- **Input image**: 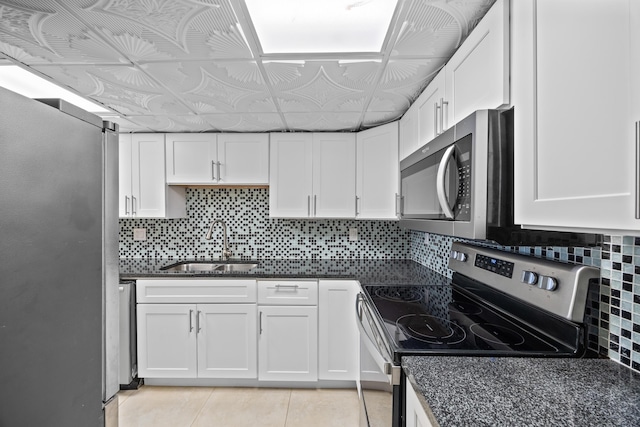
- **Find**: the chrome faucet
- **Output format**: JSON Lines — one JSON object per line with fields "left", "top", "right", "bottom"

{"left": 205, "top": 219, "right": 232, "bottom": 261}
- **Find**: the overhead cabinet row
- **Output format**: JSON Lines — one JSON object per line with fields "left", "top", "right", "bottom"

{"left": 119, "top": 124, "right": 399, "bottom": 220}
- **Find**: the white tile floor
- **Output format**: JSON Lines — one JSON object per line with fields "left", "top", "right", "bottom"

{"left": 118, "top": 386, "right": 360, "bottom": 427}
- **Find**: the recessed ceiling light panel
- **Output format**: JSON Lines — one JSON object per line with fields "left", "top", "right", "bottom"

{"left": 244, "top": 0, "right": 399, "bottom": 54}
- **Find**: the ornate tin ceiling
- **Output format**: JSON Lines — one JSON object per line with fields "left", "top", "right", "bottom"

{"left": 0, "top": 0, "right": 495, "bottom": 133}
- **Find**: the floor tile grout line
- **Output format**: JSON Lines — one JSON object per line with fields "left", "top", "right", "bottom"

{"left": 283, "top": 388, "right": 292, "bottom": 427}
{"left": 188, "top": 387, "right": 216, "bottom": 427}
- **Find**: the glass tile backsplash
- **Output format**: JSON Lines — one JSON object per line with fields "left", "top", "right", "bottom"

{"left": 119, "top": 188, "right": 409, "bottom": 260}
{"left": 119, "top": 188, "right": 639, "bottom": 374}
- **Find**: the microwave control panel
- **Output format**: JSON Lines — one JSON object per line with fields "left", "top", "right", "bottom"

{"left": 455, "top": 157, "right": 471, "bottom": 220}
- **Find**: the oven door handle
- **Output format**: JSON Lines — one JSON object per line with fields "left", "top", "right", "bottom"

{"left": 436, "top": 144, "right": 456, "bottom": 219}
{"left": 355, "top": 293, "right": 400, "bottom": 385}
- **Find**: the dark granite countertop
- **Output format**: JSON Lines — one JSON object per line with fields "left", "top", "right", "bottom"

{"left": 119, "top": 258, "right": 451, "bottom": 286}
{"left": 403, "top": 356, "right": 640, "bottom": 427}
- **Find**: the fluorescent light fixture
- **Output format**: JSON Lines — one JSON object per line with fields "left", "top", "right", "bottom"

{"left": 0, "top": 65, "right": 110, "bottom": 113}
{"left": 244, "top": 0, "right": 398, "bottom": 54}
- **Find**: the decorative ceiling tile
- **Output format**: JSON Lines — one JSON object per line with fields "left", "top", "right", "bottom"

{"left": 0, "top": 0, "right": 495, "bottom": 132}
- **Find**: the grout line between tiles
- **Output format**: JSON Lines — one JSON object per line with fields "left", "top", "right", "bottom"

{"left": 188, "top": 387, "right": 216, "bottom": 427}
{"left": 283, "top": 388, "right": 292, "bottom": 427}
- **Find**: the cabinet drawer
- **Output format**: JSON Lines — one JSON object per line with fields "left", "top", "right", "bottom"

{"left": 257, "top": 280, "right": 318, "bottom": 305}
{"left": 136, "top": 279, "right": 257, "bottom": 303}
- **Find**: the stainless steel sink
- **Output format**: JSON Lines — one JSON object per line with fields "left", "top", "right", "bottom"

{"left": 161, "top": 261, "right": 258, "bottom": 273}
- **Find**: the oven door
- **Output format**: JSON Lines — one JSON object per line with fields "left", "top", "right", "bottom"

{"left": 356, "top": 293, "right": 401, "bottom": 427}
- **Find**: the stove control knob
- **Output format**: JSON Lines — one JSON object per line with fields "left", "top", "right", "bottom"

{"left": 456, "top": 252, "right": 468, "bottom": 262}
{"left": 537, "top": 275, "right": 558, "bottom": 291}
{"left": 450, "top": 250, "right": 459, "bottom": 260}
{"left": 521, "top": 270, "right": 538, "bottom": 285}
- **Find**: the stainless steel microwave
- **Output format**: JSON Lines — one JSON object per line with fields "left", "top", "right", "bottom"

{"left": 399, "top": 108, "right": 601, "bottom": 246}
{"left": 399, "top": 109, "right": 508, "bottom": 240}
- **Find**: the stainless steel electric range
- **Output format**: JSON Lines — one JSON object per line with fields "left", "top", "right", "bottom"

{"left": 356, "top": 242, "right": 600, "bottom": 427}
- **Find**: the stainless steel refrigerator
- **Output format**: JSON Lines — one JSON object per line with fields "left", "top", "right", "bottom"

{"left": 0, "top": 86, "right": 119, "bottom": 427}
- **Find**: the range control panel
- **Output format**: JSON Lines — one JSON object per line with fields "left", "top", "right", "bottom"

{"left": 447, "top": 242, "right": 600, "bottom": 322}
{"left": 474, "top": 254, "right": 514, "bottom": 278}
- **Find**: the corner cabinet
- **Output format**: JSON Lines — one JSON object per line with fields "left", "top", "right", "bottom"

{"left": 257, "top": 280, "right": 318, "bottom": 382}
{"left": 512, "top": 0, "right": 640, "bottom": 234}
{"left": 136, "top": 279, "right": 258, "bottom": 379}
{"left": 165, "top": 133, "right": 269, "bottom": 185}
{"left": 269, "top": 133, "right": 356, "bottom": 218}
{"left": 119, "top": 133, "right": 185, "bottom": 218}
{"left": 318, "top": 280, "right": 359, "bottom": 381}
{"left": 356, "top": 122, "right": 399, "bottom": 219}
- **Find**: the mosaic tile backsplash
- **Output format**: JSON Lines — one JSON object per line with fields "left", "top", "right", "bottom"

{"left": 119, "top": 188, "right": 639, "bottom": 374}
{"left": 409, "top": 230, "right": 640, "bottom": 374}
{"left": 119, "top": 188, "right": 409, "bottom": 260}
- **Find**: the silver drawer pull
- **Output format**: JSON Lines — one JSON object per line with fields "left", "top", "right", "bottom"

{"left": 275, "top": 284, "right": 299, "bottom": 290}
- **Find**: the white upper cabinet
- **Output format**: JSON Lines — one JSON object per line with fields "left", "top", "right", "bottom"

{"left": 399, "top": 103, "right": 419, "bottom": 161}
{"left": 356, "top": 122, "right": 399, "bottom": 219}
{"left": 270, "top": 133, "right": 356, "bottom": 218}
{"left": 313, "top": 133, "right": 357, "bottom": 218}
{"left": 120, "top": 133, "right": 185, "bottom": 219}
{"left": 399, "top": 0, "right": 509, "bottom": 161}
{"left": 269, "top": 133, "right": 314, "bottom": 217}
{"left": 444, "top": 0, "right": 510, "bottom": 125}
{"left": 165, "top": 133, "right": 268, "bottom": 185}
{"left": 416, "top": 70, "right": 447, "bottom": 148}
{"left": 512, "top": 0, "right": 640, "bottom": 234}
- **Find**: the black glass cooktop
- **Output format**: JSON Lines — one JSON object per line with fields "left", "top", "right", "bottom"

{"left": 363, "top": 282, "right": 581, "bottom": 356}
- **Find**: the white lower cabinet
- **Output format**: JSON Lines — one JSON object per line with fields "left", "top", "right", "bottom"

{"left": 258, "top": 305, "right": 318, "bottom": 382}
{"left": 136, "top": 279, "right": 257, "bottom": 380}
{"left": 318, "top": 280, "right": 359, "bottom": 381}
{"left": 405, "top": 382, "right": 435, "bottom": 427}
{"left": 257, "top": 280, "right": 318, "bottom": 382}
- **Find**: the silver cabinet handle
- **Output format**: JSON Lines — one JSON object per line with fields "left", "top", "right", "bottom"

{"left": 118, "top": 286, "right": 124, "bottom": 292}
{"left": 217, "top": 161, "right": 222, "bottom": 182}
{"left": 307, "top": 195, "right": 311, "bottom": 217}
{"left": 439, "top": 98, "right": 445, "bottom": 134}
{"left": 394, "top": 193, "right": 399, "bottom": 216}
{"left": 313, "top": 195, "right": 317, "bottom": 216}
{"left": 442, "top": 100, "right": 449, "bottom": 131}
{"left": 196, "top": 310, "right": 201, "bottom": 333}
{"left": 355, "top": 196, "right": 360, "bottom": 216}
{"left": 124, "top": 196, "right": 130, "bottom": 215}
{"left": 436, "top": 145, "right": 456, "bottom": 219}
{"left": 434, "top": 102, "right": 440, "bottom": 136}
{"left": 211, "top": 160, "right": 216, "bottom": 181}
{"left": 131, "top": 196, "right": 137, "bottom": 215}
{"left": 400, "top": 196, "right": 405, "bottom": 216}
{"left": 636, "top": 121, "right": 640, "bottom": 219}
{"left": 259, "top": 311, "right": 263, "bottom": 335}
{"left": 189, "top": 309, "right": 194, "bottom": 332}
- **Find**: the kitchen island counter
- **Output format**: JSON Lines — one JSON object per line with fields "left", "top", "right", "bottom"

{"left": 402, "top": 356, "right": 640, "bottom": 427}
{"left": 119, "top": 258, "right": 450, "bottom": 286}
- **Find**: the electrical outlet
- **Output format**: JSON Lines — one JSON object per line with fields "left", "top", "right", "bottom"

{"left": 349, "top": 227, "right": 358, "bottom": 241}
{"left": 133, "top": 228, "right": 147, "bottom": 241}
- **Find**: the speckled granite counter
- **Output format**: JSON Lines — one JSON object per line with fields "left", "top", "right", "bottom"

{"left": 403, "top": 356, "right": 640, "bottom": 427}
{"left": 119, "top": 258, "right": 450, "bottom": 286}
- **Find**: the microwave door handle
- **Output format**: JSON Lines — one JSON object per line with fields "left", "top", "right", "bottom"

{"left": 436, "top": 145, "right": 456, "bottom": 219}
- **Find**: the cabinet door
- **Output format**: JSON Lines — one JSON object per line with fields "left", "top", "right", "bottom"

{"left": 137, "top": 304, "right": 197, "bottom": 378}
{"left": 131, "top": 133, "right": 171, "bottom": 217}
{"left": 217, "top": 133, "right": 269, "bottom": 185}
{"left": 356, "top": 122, "right": 399, "bottom": 219}
{"left": 258, "top": 305, "right": 318, "bottom": 382}
{"left": 399, "top": 104, "right": 419, "bottom": 161}
{"left": 165, "top": 133, "right": 217, "bottom": 184}
{"left": 405, "top": 382, "right": 434, "bottom": 427}
{"left": 318, "top": 281, "right": 358, "bottom": 381}
{"left": 312, "top": 133, "right": 356, "bottom": 218}
{"left": 269, "top": 133, "right": 313, "bottom": 217}
{"left": 118, "top": 134, "right": 132, "bottom": 217}
{"left": 513, "top": 0, "right": 638, "bottom": 233}
{"left": 197, "top": 304, "right": 257, "bottom": 379}
{"left": 445, "top": 0, "right": 509, "bottom": 124}
{"left": 417, "top": 71, "right": 446, "bottom": 144}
